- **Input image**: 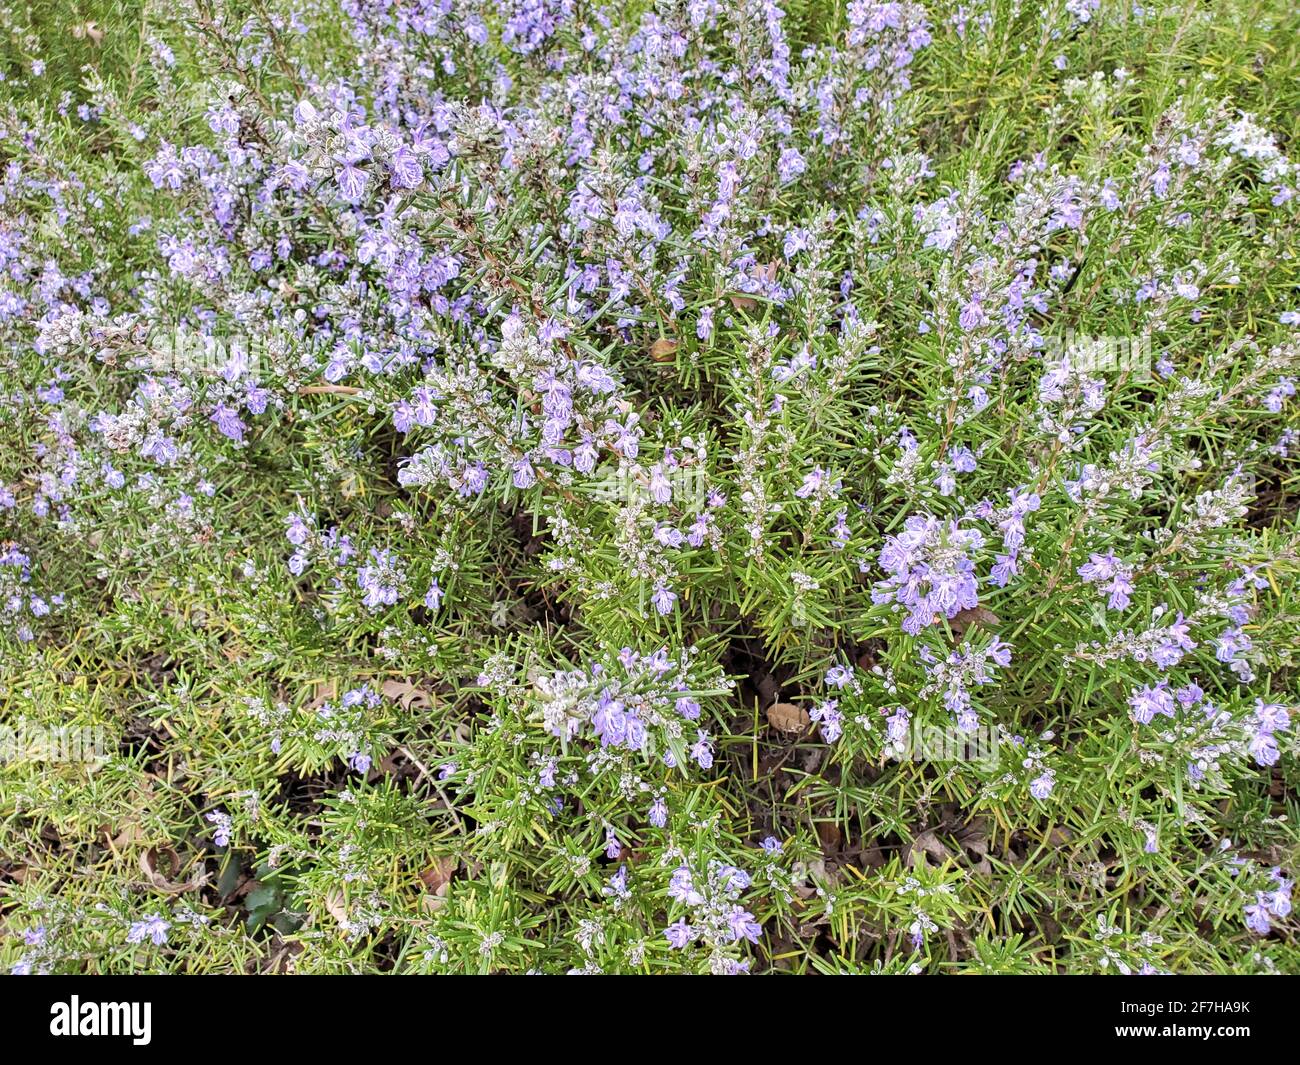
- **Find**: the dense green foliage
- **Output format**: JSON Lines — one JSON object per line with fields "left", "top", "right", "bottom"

{"left": 1, "top": 0, "right": 1298, "bottom": 974}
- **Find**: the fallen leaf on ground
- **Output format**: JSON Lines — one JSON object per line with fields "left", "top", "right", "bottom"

{"left": 419, "top": 856, "right": 457, "bottom": 892}
{"left": 766, "top": 701, "right": 810, "bottom": 733}
{"left": 649, "top": 338, "right": 678, "bottom": 361}
{"left": 140, "top": 846, "right": 207, "bottom": 893}
{"left": 71, "top": 22, "right": 104, "bottom": 44}
{"left": 907, "top": 830, "right": 955, "bottom": 869}
{"left": 324, "top": 890, "right": 349, "bottom": 926}
{"left": 381, "top": 679, "right": 435, "bottom": 711}
{"left": 419, "top": 856, "right": 457, "bottom": 913}
{"left": 947, "top": 606, "right": 1000, "bottom": 637}
{"left": 815, "top": 820, "right": 843, "bottom": 852}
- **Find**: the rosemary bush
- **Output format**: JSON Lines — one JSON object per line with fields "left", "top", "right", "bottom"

{"left": 1, "top": 0, "right": 1298, "bottom": 975}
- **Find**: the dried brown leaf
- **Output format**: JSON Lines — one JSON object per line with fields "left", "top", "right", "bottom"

{"left": 766, "top": 701, "right": 809, "bottom": 733}
{"left": 907, "top": 830, "right": 955, "bottom": 870}
{"left": 324, "top": 890, "right": 349, "bottom": 926}
{"left": 815, "top": 820, "right": 843, "bottom": 852}
{"left": 649, "top": 338, "right": 678, "bottom": 362}
{"left": 71, "top": 21, "right": 104, "bottom": 44}
{"left": 307, "top": 680, "right": 338, "bottom": 711}
{"left": 948, "top": 605, "right": 1000, "bottom": 636}
{"left": 381, "top": 679, "right": 435, "bottom": 711}
{"left": 421, "top": 885, "right": 451, "bottom": 914}
{"left": 140, "top": 846, "right": 207, "bottom": 894}
{"left": 955, "top": 824, "right": 993, "bottom": 876}
{"left": 418, "top": 856, "right": 457, "bottom": 893}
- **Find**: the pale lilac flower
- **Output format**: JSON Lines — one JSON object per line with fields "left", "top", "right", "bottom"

{"left": 1244, "top": 894, "right": 1273, "bottom": 935}
{"left": 690, "top": 730, "right": 714, "bottom": 769}
{"left": 126, "top": 914, "right": 171, "bottom": 946}
{"left": 206, "top": 810, "right": 232, "bottom": 847}
{"left": 1129, "top": 683, "right": 1177, "bottom": 725}
{"left": 664, "top": 918, "right": 695, "bottom": 949}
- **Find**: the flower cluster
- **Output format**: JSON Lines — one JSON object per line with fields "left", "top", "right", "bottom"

{"left": 663, "top": 858, "right": 761, "bottom": 967}
{"left": 872, "top": 515, "right": 985, "bottom": 634}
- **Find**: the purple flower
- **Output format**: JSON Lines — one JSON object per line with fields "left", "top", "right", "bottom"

{"left": 873, "top": 515, "right": 984, "bottom": 634}
{"left": 336, "top": 163, "right": 369, "bottom": 202}
{"left": 1078, "top": 550, "right": 1135, "bottom": 611}
{"left": 989, "top": 552, "right": 1018, "bottom": 587}
{"left": 1267, "top": 870, "right": 1292, "bottom": 917}
{"left": 284, "top": 517, "right": 309, "bottom": 546}
{"left": 777, "top": 146, "right": 806, "bottom": 184}
{"left": 809, "top": 698, "right": 842, "bottom": 743}
{"left": 512, "top": 458, "right": 536, "bottom": 490}
{"left": 1255, "top": 700, "right": 1291, "bottom": 733}
{"left": 126, "top": 914, "right": 171, "bottom": 946}
{"left": 795, "top": 466, "right": 828, "bottom": 498}
{"left": 1129, "top": 683, "right": 1176, "bottom": 726}
{"left": 205, "top": 810, "right": 232, "bottom": 847}
{"left": 1249, "top": 731, "right": 1280, "bottom": 767}
{"left": 664, "top": 918, "right": 695, "bottom": 949}
{"left": 668, "top": 865, "right": 704, "bottom": 906}
{"left": 690, "top": 730, "right": 714, "bottom": 769}
{"left": 648, "top": 464, "right": 672, "bottom": 503}
{"left": 1244, "top": 894, "right": 1273, "bottom": 935}
{"left": 1152, "top": 615, "right": 1196, "bottom": 669}
{"left": 357, "top": 548, "right": 403, "bottom": 611}
{"left": 825, "top": 665, "right": 853, "bottom": 688}
{"left": 958, "top": 297, "right": 986, "bottom": 331}
{"left": 388, "top": 146, "right": 423, "bottom": 189}
{"left": 727, "top": 906, "right": 762, "bottom": 943}
{"left": 602, "top": 866, "right": 631, "bottom": 903}
{"left": 650, "top": 583, "right": 677, "bottom": 616}
{"left": 951, "top": 445, "right": 977, "bottom": 473}
{"left": 783, "top": 227, "right": 810, "bottom": 260}
{"left": 210, "top": 403, "right": 246, "bottom": 443}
